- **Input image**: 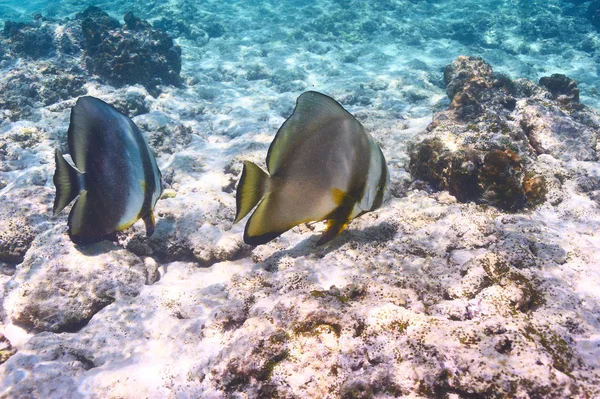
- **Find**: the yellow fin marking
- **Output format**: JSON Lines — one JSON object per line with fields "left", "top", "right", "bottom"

{"left": 331, "top": 188, "right": 348, "bottom": 206}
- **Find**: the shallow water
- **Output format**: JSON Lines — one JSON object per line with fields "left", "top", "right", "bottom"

{"left": 1, "top": 0, "right": 600, "bottom": 397}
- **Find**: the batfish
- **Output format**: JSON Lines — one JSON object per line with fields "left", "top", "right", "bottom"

{"left": 53, "top": 96, "right": 163, "bottom": 245}
{"left": 234, "top": 91, "right": 390, "bottom": 245}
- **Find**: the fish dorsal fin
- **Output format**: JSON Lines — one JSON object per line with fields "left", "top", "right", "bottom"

{"left": 67, "top": 96, "right": 123, "bottom": 172}
{"left": 266, "top": 91, "right": 353, "bottom": 174}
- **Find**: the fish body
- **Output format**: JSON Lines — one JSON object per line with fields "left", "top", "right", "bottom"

{"left": 53, "top": 96, "right": 162, "bottom": 245}
{"left": 235, "top": 91, "right": 390, "bottom": 245}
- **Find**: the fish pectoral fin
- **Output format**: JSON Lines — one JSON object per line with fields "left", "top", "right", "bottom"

{"left": 317, "top": 188, "right": 358, "bottom": 245}
{"left": 143, "top": 212, "right": 156, "bottom": 237}
{"left": 317, "top": 218, "right": 349, "bottom": 246}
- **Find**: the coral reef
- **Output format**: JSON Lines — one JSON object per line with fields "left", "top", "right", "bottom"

{"left": 1, "top": 54, "right": 599, "bottom": 397}
{"left": 80, "top": 6, "right": 182, "bottom": 96}
{"left": 409, "top": 56, "right": 598, "bottom": 210}
{"left": 2, "top": 18, "right": 55, "bottom": 59}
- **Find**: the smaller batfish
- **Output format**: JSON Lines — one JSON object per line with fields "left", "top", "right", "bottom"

{"left": 234, "top": 91, "right": 390, "bottom": 245}
{"left": 53, "top": 96, "right": 163, "bottom": 245}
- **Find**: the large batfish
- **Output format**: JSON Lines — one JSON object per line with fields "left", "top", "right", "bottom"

{"left": 234, "top": 91, "right": 390, "bottom": 245}
{"left": 53, "top": 96, "right": 162, "bottom": 245}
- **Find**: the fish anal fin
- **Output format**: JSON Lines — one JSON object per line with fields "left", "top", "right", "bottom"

{"left": 68, "top": 190, "right": 104, "bottom": 245}
{"left": 317, "top": 219, "right": 349, "bottom": 246}
{"left": 244, "top": 193, "right": 280, "bottom": 245}
{"left": 244, "top": 192, "right": 312, "bottom": 246}
{"left": 143, "top": 212, "right": 156, "bottom": 237}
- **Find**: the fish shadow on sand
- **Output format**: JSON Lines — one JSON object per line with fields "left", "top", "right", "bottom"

{"left": 260, "top": 221, "right": 398, "bottom": 271}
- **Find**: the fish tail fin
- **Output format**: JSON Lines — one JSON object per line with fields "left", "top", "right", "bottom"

{"left": 53, "top": 148, "right": 84, "bottom": 215}
{"left": 234, "top": 161, "right": 269, "bottom": 224}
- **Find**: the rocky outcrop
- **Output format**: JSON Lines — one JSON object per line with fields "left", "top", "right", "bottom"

{"left": 80, "top": 6, "right": 182, "bottom": 96}
{"left": 3, "top": 228, "right": 149, "bottom": 332}
{"left": 409, "top": 56, "right": 599, "bottom": 210}
{"left": 2, "top": 18, "right": 56, "bottom": 59}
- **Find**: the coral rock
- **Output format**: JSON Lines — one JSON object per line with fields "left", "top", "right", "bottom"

{"left": 80, "top": 6, "right": 182, "bottom": 96}
{"left": 0, "top": 217, "right": 34, "bottom": 264}
{"left": 409, "top": 140, "right": 545, "bottom": 211}
{"left": 2, "top": 20, "right": 55, "bottom": 59}
{"left": 3, "top": 228, "right": 147, "bottom": 332}
{"left": 539, "top": 73, "right": 580, "bottom": 104}
{"left": 443, "top": 56, "right": 494, "bottom": 100}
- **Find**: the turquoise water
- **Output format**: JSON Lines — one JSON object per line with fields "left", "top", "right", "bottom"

{"left": 2, "top": 0, "right": 599, "bottom": 111}
{"left": 2, "top": 1, "right": 600, "bottom": 398}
